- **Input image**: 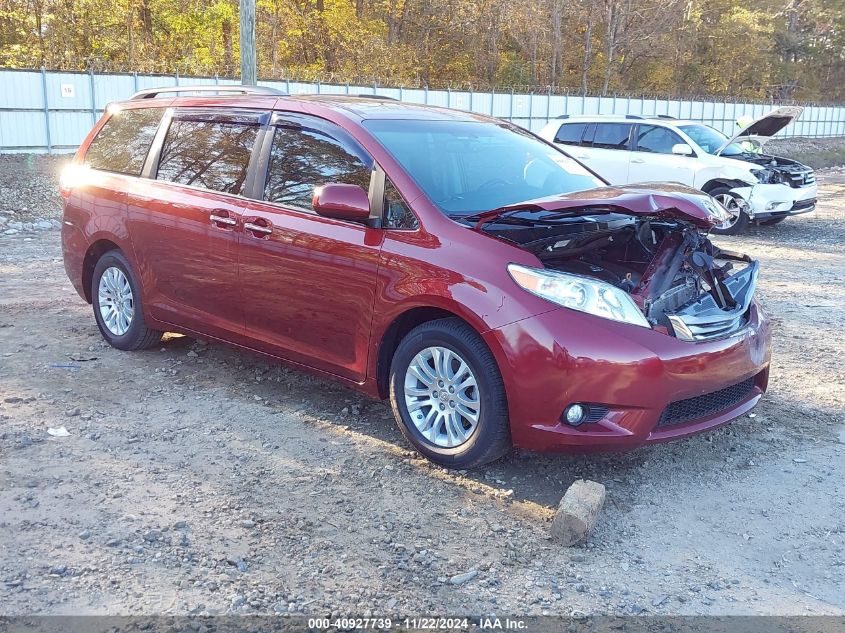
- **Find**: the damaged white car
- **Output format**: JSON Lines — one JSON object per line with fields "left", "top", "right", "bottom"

{"left": 540, "top": 106, "right": 817, "bottom": 234}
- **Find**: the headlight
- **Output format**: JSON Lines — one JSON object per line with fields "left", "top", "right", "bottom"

{"left": 507, "top": 264, "right": 651, "bottom": 328}
{"left": 750, "top": 168, "right": 781, "bottom": 184}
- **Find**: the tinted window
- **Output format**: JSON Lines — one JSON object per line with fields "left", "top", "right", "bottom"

{"left": 679, "top": 124, "right": 742, "bottom": 155}
{"left": 554, "top": 122, "right": 586, "bottom": 145}
{"left": 363, "top": 119, "right": 604, "bottom": 216}
{"left": 635, "top": 124, "right": 685, "bottom": 154}
{"left": 85, "top": 107, "right": 163, "bottom": 175}
{"left": 264, "top": 126, "right": 372, "bottom": 210}
{"left": 384, "top": 178, "right": 418, "bottom": 229}
{"left": 156, "top": 119, "right": 258, "bottom": 194}
{"left": 588, "top": 123, "right": 632, "bottom": 150}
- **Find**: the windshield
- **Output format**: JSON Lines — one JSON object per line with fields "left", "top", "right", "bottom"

{"left": 679, "top": 124, "right": 745, "bottom": 156}
{"left": 362, "top": 119, "right": 604, "bottom": 216}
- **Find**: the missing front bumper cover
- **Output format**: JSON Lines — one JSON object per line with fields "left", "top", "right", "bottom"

{"left": 667, "top": 261, "right": 759, "bottom": 341}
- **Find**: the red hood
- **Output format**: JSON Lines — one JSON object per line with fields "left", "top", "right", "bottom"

{"left": 472, "top": 183, "right": 727, "bottom": 230}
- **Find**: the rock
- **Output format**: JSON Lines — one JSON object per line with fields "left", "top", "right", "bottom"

{"left": 449, "top": 569, "right": 478, "bottom": 585}
{"left": 65, "top": 407, "right": 80, "bottom": 417}
{"left": 50, "top": 565, "right": 67, "bottom": 576}
{"left": 2, "top": 229, "right": 18, "bottom": 235}
{"left": 4, "top": 397, "right": 24, "bottom": 403}
{"left": 230, "top": 594, "right": 246, "bottom": 608}
{"left": 143, "top": 529, "right": 162, "bottom": 542}
{"left": 550, "top": 479, "right": 606, "bottom": 546}
{"left": 78, "top": 530, "right": 91, "bottom": 541}
{"left": 227, "top": 557, "right": 248, "bottom": 572}
{"left": 35, "top": 220, "right": 52, "bottom": 230}
{"left": 240, "top": 519, "right": 256, "bottom": 528}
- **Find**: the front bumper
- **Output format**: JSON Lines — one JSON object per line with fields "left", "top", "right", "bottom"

{"left": 484, "top": 302, "right": 772, "bottom": 453}
{"left": 730, "top": 181, "right": 817, "bottom": 219}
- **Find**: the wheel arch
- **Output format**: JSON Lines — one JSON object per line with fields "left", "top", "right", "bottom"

{"left": 374, "top": 306, "right": 483, "bottom": 399}
{"left": 700, "top": 178, "right": 748, "bottom": 195}
{"left": 81, "top": 239, "right": 122, "bottom": 303}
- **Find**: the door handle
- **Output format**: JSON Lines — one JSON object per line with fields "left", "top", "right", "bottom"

{"left": 631, "top": 158, "right": 646, "bottom": 164}
{"left": 210, "top": 212, "right": 237, "bottom": 227}
{"left": 574, "top": 155, "right": 589, "bottom": 160}
{"left": 244, "top": 221, "right": 273, "bottom": 237}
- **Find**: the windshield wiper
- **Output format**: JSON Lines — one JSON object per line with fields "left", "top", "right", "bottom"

{"left": 462, "top": 205, "right": 593, "bottom": 231}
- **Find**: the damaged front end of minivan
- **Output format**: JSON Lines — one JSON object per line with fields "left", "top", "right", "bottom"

{"left": 466, "top": 184, "right": 759, "bottom": 341}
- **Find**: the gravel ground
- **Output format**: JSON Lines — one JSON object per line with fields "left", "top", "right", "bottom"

{"left": 0, "top": 164, "right": 844, "bottom": 617}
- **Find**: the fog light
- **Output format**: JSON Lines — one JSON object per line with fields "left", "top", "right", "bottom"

{"left": 564, "top": 404, "right": 586, "bottom": 426}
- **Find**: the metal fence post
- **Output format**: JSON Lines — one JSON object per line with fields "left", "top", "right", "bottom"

{"left": 490, "top": 88, "right": 495, "bottom": 116}
{"left": 510, "top": 88, "right": 514, "bottom": 122}
{"left": 41, "top": 68, "right": 52, "bottom": 155}
{"left": 133, "top": 71, "right": 139, "bottom": 93}
{"left": 88, "top": 67, "right": 97, "bottom": 125}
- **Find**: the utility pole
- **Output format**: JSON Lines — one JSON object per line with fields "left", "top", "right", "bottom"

{"left": 240, "top": 0, "right": 256, "bottom": 85}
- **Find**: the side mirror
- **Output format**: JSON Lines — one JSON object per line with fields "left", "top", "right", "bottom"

{"left": 671, "top": 143, "right": 694, "bottom": 156}
{"left": 312, "top": 184, "right": 371, "bottom": 223}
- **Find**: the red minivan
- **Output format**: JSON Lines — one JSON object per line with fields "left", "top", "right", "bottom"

{"left": 60, "top": 86, "right": 771, "bottom": 468}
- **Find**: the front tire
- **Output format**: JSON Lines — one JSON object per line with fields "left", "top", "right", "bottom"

{"left": 389, "top": 318, "right": 511, "bottom": 469}
{"left": 709, "top": 186, "right": 750, "bottom": 235}
{"left": 92, "top": 250, "right": 162, "bottom": 351}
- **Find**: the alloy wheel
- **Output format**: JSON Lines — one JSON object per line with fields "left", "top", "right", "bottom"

{"left": 714, "top": 193, "right": 742, "bottom": 230}
{"left": 98, "top": 266, "right": 134, "bottom": 336}
{"left": 403, "top": 346, "right": 481, "bottom": 448}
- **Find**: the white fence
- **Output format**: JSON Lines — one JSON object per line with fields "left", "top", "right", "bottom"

{"left": 2, "top": 68, "right": 844, "bottom": 153}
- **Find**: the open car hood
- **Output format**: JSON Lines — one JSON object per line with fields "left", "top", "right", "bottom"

{"left": 470, "top": 182, "right": 731, "bottom": 231}
{"left": 715, "top": 106, "right": 803, "bottom": 155}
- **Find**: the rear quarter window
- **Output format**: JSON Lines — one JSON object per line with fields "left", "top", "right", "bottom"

{"left": 84, "top": 107, "right": 164, "bottom": 176}
{"left": 554, "top": 122, "right": 587, "bottom": 145}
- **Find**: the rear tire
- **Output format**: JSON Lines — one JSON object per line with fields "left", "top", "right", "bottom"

{"left": 91, "top": 250, "right": 162, "bottom": 351}
{"left": 389, "top": 318, "right": 511, "bottom": 469}
{"left": 709, "top": 186, "right": 750, "bottom": 235}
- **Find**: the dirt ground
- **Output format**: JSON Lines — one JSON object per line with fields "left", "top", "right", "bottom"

{"left": 1, "top": 165, "right": 844, "bottom": 618}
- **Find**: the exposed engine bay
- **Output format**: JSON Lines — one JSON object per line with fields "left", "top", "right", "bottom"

{"left": 730, "top": 152, "right": 816, "bottom": 188}
{"left": 466, "top": 185, "right": 759, "bottom": 341}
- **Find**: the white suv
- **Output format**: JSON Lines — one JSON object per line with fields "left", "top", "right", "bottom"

{"left": 538, "top": 107, "right": 817, "bottom": 234}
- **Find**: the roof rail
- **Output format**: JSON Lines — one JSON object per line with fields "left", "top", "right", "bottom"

{"left": 130, "top": 85, "right": 287, "bottom": 100}
{"left": 352, "top": 94, "right": 399, "bottom": 101}
{"left": 556, "top": 114, "right": 570, "bottom": 119}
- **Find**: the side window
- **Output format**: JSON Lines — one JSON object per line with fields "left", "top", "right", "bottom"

{"left": 590, "top": 123, "right": 632, "bottom": 150}
{"left": 156, "top": 119, "right": 259, "bottom": 195}
{"left": 554, "top": 122, "right": 587, "bottom": 145}
{"left": 84, "top": 107, "right": 164, "bottom": 175}
{"left": 384, "top": 178, "right": 418, "bottom": 230}
{"left": 635, "top": 125, "right": 685, "bottom": 154}
{"left": 264, "top": 126, "right": 372, "bottom": 210}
